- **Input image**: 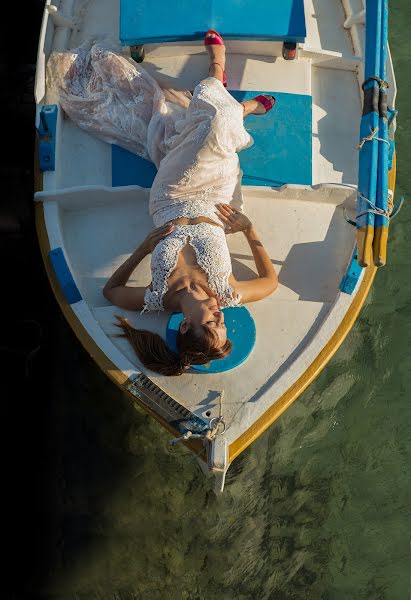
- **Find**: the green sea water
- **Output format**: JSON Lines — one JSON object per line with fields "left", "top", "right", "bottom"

{"left": 37, "top": 3, "right": 410, "bottom": 598}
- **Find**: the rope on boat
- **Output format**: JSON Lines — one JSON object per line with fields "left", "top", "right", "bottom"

{"left": 325, "top": 171, "right": 405, "bottom": 228}
{"left": 169, "top": 390, "right": 226, "bottom": 447}
{"left": 357, "top": 125, "right": 391, "bottom": 150}
{"left": 356, "top": 192, "right": 391, "bottom": 219}
{"left": 343, "top": 191, "right": 405, "bottom": 227}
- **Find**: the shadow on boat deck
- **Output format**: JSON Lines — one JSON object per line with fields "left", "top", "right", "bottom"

{"left": 278, "top": 207, "right": 353, "bottom": 302}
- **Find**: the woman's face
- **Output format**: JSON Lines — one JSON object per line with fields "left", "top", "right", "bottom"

{"left": 180, "top": 297, "right": 227, "bottom": 347}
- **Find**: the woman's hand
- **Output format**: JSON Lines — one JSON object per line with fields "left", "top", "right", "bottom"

{"left": 141, "top": 223, "right": 175, "bottom": 254}
{"left": 215, "top": 203, "right": 252, "bottom": 234}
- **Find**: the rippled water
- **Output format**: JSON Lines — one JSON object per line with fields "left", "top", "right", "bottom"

{"left": 36, "top": 2, "right": 410, "bottom": 598}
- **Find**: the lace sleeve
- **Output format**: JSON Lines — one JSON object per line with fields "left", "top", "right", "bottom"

{"left": 220, "top": 289, "right": 242, "bottom": 308}
{"left": 140, "top": 288, "right": 164, "bottom": 314}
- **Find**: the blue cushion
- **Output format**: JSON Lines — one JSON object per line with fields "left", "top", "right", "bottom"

{"left": 166, "top": 306, "right": 256, "bottom": 372}
{"left": 120, "top": 0, "right": 306, "bottom": 46}
{"left": 112, "top": 90, "right": 312, "bottom": 189}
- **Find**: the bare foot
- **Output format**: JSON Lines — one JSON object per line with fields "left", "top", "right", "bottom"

{"left": 205, "top": 32, "right": 226, "bottom": 82}
{"left": 241, "top": 96, "right": 276, "bottom": 117}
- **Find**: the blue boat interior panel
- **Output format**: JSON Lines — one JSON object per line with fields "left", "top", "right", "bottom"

{"left": 49, "top": 247, "right": 82, "bottom": 304}
{"left": 340, "top": 246, "right": 363, "bottom": 294}
{"left": 231, "top": 90, "right": 312, "bottom": 186}
{"left": 37, "top": 104, "right": 58, "bottom": 171}
{"left": 112, "top": 90, "right": 312, "bottom": 188}
{"left": 112, "top": 145, "right": 157, "bottom": 187}
{"left": 120, "top": 0, "right": 306, "bottom": 46}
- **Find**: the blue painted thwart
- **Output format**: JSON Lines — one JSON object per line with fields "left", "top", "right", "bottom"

{"left": 112, "top": 91, "right": 312, "bottom": 188}
{"left": 112, "top": 145, "right": 157, "bottom": 188}
{"left": 120, "top": 0, "right": 306, "bottom": 46}
{"left": 166, "top": 306, "right": 256, "bottom": 372}
{"left": 231, "top": 90, "right": 312, "bottom": 187}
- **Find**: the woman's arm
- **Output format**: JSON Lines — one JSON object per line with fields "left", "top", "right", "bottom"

{"left": 103, "top": 223, "right": 174, "bottom": 310}
{"left": 103, "top": 245, "right": 149, "bottom": 310}
{"left": 236, "top": 225, "right": 278, "bottom": 303}
{"left": 216, "top": 204, "right": 278, "bottom": 303}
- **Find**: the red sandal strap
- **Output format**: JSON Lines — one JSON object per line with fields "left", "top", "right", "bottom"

{"left": 209, "top": 62, "right": 225, "bottom": 71}
{"left": 255, "top": 95, "right": 275, "bottom": 113}
{"left": 209, "top": 62, "right": 227, "bottom": 84}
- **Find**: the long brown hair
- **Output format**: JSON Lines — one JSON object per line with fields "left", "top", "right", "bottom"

{"left": 115, "top": 316, "right": 232, "bottom": 376}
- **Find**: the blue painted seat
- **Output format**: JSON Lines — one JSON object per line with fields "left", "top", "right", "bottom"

{"left": 120, "top": 0, "right": 306, "bottom": 46}
{"left": 112, "top": 89, "right": 312, "bottom": 188}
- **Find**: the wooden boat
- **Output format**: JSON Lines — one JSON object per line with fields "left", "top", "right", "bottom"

{"left": 34, "top": 0, "right": 399, "bottom": 491}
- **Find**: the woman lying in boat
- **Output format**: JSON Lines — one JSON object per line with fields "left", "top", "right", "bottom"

{"left": 103, "top": 30, "right": 278, "bottom": 375}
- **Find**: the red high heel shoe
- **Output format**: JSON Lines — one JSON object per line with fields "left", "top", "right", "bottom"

{"left": 204, "top": 29, "right": 227, "bottom": 87}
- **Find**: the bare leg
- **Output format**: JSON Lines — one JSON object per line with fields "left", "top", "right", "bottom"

{"left": 204, "top": 32, "right": 274, "bottom": 117}
{"left": 205, "top": 32, "right": 226, "bottom": 84}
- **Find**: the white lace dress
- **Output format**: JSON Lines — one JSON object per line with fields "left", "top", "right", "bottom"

{"left": 149, "top": 76, "right": 253, "bottom": 225}
{"left": 46, "top": 42, "right": 254, "bottom": 310}
{"left": 143, "top": 223, "right": 241, "bottom": 313}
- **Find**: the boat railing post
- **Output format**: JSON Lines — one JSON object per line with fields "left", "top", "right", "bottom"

{"left": 46, "top": 4, "right": 75, "bottom": 29}
{"left": 344, "top": 10, "right": 366, "bottom": 29}
{"left": 208, "top": 436, "right": 229, "bottom": 494}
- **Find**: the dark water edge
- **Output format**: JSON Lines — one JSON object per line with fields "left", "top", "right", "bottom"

{"left": 1, "top": 1, "right": 410, "bottom": 599}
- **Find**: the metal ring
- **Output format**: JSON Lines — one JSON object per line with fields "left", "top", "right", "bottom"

{"left": 209, "top": 417, "right": 226, "bottom": 434}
